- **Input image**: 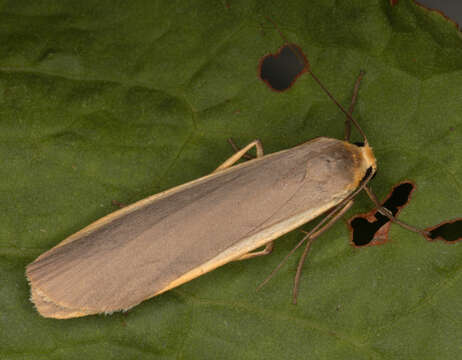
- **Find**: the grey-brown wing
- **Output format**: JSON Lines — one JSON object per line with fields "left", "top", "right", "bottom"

{"left": 26, "top": 137, "right": 364, "bottom": 317}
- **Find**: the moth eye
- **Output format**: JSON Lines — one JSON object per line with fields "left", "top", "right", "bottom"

{"left": 354, "top": 142, "right": 365, "bottom": 147}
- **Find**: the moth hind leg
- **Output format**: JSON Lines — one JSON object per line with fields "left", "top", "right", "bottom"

{"left": 214, "top": 138, "right": 270, "bottom": 261}
{"left": 233, "top": 241, "right": 274, "bottom": 261}
{"left": 213, "top": 139, "right": 264, "bottom": 173}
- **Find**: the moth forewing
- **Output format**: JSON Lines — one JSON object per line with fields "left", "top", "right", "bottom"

{"left": 26, "top": 137, "right": 375, "bottom": 319}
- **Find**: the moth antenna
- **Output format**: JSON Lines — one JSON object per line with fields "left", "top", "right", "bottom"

{"left": 308, "top": 71, "right": 368, "bottom": 145}
{"left": 263, "top": 16, "right": 369, "bottom": 145}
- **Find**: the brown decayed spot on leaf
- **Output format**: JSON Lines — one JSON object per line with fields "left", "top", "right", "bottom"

{"left": 390, "top": 0, "right": 399, "bottom": 6}
{"left": 348, "top": 181, "right": 415, "bottom": 247}
{"left": 259, "top": 43, "right": 308, "bottom": 92}
{"left": 425, "top": 218, "right": 462, "bottom": 243}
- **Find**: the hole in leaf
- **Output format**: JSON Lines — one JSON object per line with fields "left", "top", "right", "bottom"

{"left": 259, "top": 44, "right": 308, "bottom": 92}
{"left": 349, "top": 181, "right": 415, "bottom": 246}
{"left": 426, "top": 219, "right": 462, "bottom": 243}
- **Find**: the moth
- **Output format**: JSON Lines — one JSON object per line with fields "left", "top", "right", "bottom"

{"left": 26, "top": 40, "right": 427, "bottom": 320}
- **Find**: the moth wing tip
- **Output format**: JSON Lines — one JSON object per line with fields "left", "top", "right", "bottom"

{"left": 28, "top": 286, "right": 92, "bottom": 319}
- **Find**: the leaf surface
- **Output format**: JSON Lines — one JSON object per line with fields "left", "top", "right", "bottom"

{"left": 1, "top": 1, "right": 461, "bottom": 359}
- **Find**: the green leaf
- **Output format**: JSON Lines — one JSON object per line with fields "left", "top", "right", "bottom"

{"left": 1, "top": 1, "right": 461, "bottom": 359}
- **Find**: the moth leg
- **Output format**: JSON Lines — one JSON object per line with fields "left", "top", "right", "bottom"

{"left": 226, "top": 138, "right": 254, "bottom": 160}
{"left": 344, "top": 70, "right": 365, "bottom": 142}
{"left": 213, "top": 139, "right": 264, "bottom": 173}
{"left": 218, "top": 137, "right": 271, "bottom": 260}
{"left": 364, "top": 186, "right": 430, "bottom": 238}
{"left": 233, "top": 241, "right": 274, "bottom": 261}
{"left": 293, "top": 200, "right": 354, "bottom": 304}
